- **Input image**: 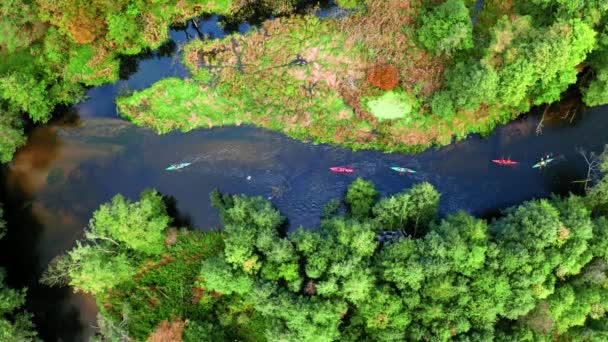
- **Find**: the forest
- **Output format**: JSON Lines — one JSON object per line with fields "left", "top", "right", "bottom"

{"left": 39, "top": 159, "right": 608, "bottom": 341}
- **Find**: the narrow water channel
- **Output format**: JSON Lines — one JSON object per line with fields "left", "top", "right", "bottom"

{"left": 0, "top": 14, "right": 607, "bottom": 342}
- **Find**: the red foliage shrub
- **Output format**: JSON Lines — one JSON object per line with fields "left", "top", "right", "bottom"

{"left": 366, "top": 65, "right": 399, "bottom": 90}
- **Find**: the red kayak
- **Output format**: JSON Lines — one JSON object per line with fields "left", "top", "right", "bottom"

{"left": 329, "top": 166, "right": 354, "bottom": 173}
{"left": 492, "top": 158, "right": 519, "bottom": 165}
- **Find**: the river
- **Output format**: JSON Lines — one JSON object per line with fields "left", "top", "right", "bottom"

{"left": 0, "top": 14, "right": 607, "bottom": 342}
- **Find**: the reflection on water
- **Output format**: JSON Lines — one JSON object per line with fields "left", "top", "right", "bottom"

{"left": 7, "top": 126, "right": 62, "bottom": 195}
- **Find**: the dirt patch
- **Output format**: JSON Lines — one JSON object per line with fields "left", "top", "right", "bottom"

{"left": 165, "top": 228, "right": 178, "bottom": 246}
{"left": 147, "top": 319, "right": 186, "bottom": 342}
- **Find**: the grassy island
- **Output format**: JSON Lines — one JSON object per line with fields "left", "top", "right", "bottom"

{"left": 117, "top": 0, "right": 608, "bottom": 152}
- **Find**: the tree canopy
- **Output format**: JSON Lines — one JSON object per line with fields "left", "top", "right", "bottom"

{"left": 44, "top": 168, "right": 608, "bottom": 340}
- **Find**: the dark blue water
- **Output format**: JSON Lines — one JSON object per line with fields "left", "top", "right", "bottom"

{"left": 1, "top": 13, "right": 607, "bottom": 342}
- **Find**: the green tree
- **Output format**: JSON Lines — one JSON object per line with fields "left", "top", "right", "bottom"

{"left": 60, "top": 243, "right": 136, "bottom": 295}
{"left": 583, "top": 69, "right": 608, "bottom": 106}
{"left": 0, "top": 0, "right": 41, "bottom": 53}
{"left": 417, "top": 0, "right": 473, "bottom": 55}
{"left": 0, "top": 109, "right": 26, "bottom": 163}
{"left": 0, "top": 269, "right": 40, "bottom": 341}
{"left": 88, "top": 189, "right": 170, "bottom": 255}
{"left": 198, "top": 255, "right": 253, "bottom": 296}
{"left": 372, "top": 182, "right": 439, "bottom": 235}
{"left": 42, "top": 190, "right": 171, "bottom": 295}
{"left": 182, "top": 320, "right": 226, "bottom": 342}
{"left": 431, "top": 61, "right": 499, "bottom": 117}
{"left": 0, "top": 72, "right": 53, "bottom": 123}
{"left": 491, "top": 200, "right": 565, "bottom": 318}
{"left": 345, "top": 178, "right": 378, "bottom": 220}
{"left": 583, "top": 29, "right": 608, "bottom": 106}
{"left": 514, "top": 258, "right": 608, "bottom": 335}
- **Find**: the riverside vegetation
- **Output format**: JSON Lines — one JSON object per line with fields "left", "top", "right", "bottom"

{"left": 42, "top": 153, "right": 608, "bottom": 341}
{"left": 0, "top": 0, "right": 298, "bottom": 162}
{"left": 0, "top": 206, "right": 40, "bottom": 341}
{"left": 117, "top": 0, "right": 608, "bottom": 152}
{"left": 3, "top": 1, "right": 607, "bottom": 160}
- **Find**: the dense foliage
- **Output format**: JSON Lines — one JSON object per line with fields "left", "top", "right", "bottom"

{"left": 45, "top": 169, "right": 608, "bottom": 340}
{"left": 0, "top": 0, "right": 298, "bottom": 162}
{"left": 0, "top": 205, "right": 40, "bottom": 341}
{"left": 417, "top": 0, "right": 473, "bottom": 55}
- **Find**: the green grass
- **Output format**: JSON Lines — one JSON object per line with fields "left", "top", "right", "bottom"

{"left": 336, "top": 0, "right": 364, "bottom": 9}
{"left": 116, "top": 78, "right": 240, "bottom": 133}
{"left": 362, "top": 90, "right": 417, "bottom": 121}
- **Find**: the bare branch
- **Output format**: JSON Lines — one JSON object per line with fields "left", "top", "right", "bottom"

{"left": 536, "top": 105, "right": 549, "bottom": 135}
{"left": 577, "top": 148, "right": 603, "bottom": 190}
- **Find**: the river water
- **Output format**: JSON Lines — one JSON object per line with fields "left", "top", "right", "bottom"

{"left": 0, "top": 15, "right": 607, "bottom": 342}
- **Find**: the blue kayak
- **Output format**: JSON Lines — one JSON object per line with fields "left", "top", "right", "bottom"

{"left": 166, "top": 162, "right": 192, "bottom": 171}
{"left": 390, "top": 166, "right": 416, "bottom": 174}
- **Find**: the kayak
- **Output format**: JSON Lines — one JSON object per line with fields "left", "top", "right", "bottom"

{"left": 492, "top": 159, "right": 519, "bottom": 165}
{"left": 532, "top": 158, "right": 554, "bottom": 169}
{"left": 166, "top": 162, "right": 192, "bottom": 171}
{"left": 390, "top": 166, "right": 416, "bottom": 174}
{"left": 329, "top": 166, "right": 354, "bottom": 173}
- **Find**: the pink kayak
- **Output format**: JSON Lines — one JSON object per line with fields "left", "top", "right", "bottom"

{"left": 329, "top": 166, "right": 354, "bottom": 174}
{"left": 491, "top": 158, "right": 519, "bottom": 166}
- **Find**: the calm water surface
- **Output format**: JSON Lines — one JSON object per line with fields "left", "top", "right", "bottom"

{"left": 1, "top": 15, "right": 607, "bottom": 342}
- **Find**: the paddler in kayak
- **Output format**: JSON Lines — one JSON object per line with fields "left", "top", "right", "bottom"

{"left": 166, "top": 162, "right": 192, "bottom": 171}
{"left": 390, "top": 166, "right": 416, "bottom": 175}
{"left": 329, "top": 166, "right": 354, "bottom": 174}
{"left": 533, "top": 154, "right": 554, "bottom": 169}
{"left": 491, "top": 158, "right": 518, "bottom": 166}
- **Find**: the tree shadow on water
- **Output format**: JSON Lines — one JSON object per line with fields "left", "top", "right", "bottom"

{"left": 163, "top": 195, "right": 193, "bottom": 229}
{"left": 118, "top": 40, "right": 178, "bottom": 80}
{"left": 0, "top": 168, "right": 87, "bottom": 342}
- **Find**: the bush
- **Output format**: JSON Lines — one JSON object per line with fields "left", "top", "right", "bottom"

{"left": 417, "top": 0, "right": 473, "bottom": 55}
{"left": 345, "top": 178, "right": 378, "bottom": 219}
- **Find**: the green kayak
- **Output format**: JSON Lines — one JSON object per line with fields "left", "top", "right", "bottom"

{"left": 390, "top": 166, "right": 416, "bottom": 174}
{"left": 532, "top": 158, "right": 554, "bottom": 169}
{"left": 166, "top": 162, "right": 192, "bottom": 171}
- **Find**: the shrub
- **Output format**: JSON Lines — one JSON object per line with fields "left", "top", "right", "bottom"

{"left": 417, "top": 0, "right": 473, "bottom": 55}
